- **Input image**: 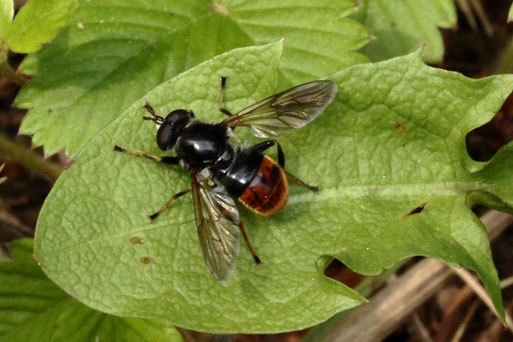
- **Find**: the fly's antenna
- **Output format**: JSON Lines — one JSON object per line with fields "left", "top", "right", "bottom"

{"left": 142, "top": 101, "right": 164, "bottom": 124}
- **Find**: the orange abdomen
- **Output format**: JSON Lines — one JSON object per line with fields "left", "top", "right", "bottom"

{"left": 239, "top": 156, "right": 288, "bottom": 216}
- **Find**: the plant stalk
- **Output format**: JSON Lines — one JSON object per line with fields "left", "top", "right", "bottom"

{"left": 493, "top": 37, "right": 513, "bottom": 75}
{"left": 0, "top": 44, "right": 25, "bottom": 86}
{"left": 0, "top": 135, "right": 62, "bottom": 182}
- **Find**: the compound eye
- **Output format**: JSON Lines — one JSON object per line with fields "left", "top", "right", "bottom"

{"left": 156, "top": 109, "right": 192, "bottom": 150}
{"left": 156, "top": 123, "right": 174, "bottom": 150}
{"left": 166, "top": 109, "right": 192, "bottom": 121}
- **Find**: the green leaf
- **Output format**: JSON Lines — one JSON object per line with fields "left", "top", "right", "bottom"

{"left": 35, "top": 40, "right": 513, "bottom": 332}
{"left": 35, "top": 41, "right": 365, "bottom": 333}
{"left": 15, "top": 0, "right": 370, "bottom": 156}
{"left": 0, "top": 0, "right": 13, "bottom": 41}
{"left": 6, "top": 0, "right": 77, "bottom": 53}
{"left": 358, "top": 0, "right": 456, "bottom": 63}
{"left": 509, "top": 2, "right": 513, "bottom": 23}
{"left": 0, "top": 239, "right": 182, "bottom": 341}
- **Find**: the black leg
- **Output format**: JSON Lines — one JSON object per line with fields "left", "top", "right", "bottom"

{"left": 113, "top": 145, "right": 179, "bottom": 165}
{"left": 219, "top": 76, "right": 234, "bottom": 117}
{"left": 252, "top": 140, "right": 285, "bottom": 168}
{"left": 285, "top": 171, "right": 320, "bottom": 193}
{"left": 148, "top": 189, "right": 192, "bottom": 222}
{"left": 238, "top": 220, "right": 262, "bottom": 266}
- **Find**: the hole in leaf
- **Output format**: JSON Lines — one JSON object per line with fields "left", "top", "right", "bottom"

{"left": 129, "top": 236, "right": 145, "bottom": 245}
{"left": 404, "top": 202, "right": 427, "bottom": 217}
{"left": 140, "top": 256, "right": 154, "bottom": 265}
{"left": 394, "top": 122, "right": 406, "bottom": 132}
{"left": 319, "top": 256, "right": 365, "bottom": 289}
{"left": 471, "top": 204, "right": 488, "bottom": 216}
{"left": 466, "top": 93, "right": 513, "bottom": 162}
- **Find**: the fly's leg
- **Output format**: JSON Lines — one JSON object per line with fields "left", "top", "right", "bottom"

{"left": 148, "top": 189, "right": 192, "bottom": 222}
{"left": 219, "top": 76, "right": 234, "bottom": 117}
{"left": 284, "top": 171, "right": 319, "bottom": 193}
{"left": 252, "top": 140, "right": 320, "bottom": 192}
{"left": 113, "top": 145, "right": 189, "bottom": 221}
{"left": 252, "top": 139, "right": 285, "bottom": 168}
{"left": 238, "top": 220, "right": 262, "bottom": 266}
{"left": 113, "top": 145, "right": 179, "bottom": 165}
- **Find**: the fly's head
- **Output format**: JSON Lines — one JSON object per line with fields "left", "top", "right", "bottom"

{"left": 142, "top": 102, "right": 195, "bottom": 151}
{"left": 156, "top": 110, "right": 195, "bottom": 151}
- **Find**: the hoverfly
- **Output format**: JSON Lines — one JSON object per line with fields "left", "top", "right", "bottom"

{"left": 114, "top": 77, "right": 337, "bottom": 280}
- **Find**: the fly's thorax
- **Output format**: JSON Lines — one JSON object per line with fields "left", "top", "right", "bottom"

{"left": 175, "top": 122, "right": 229, "bottom": 171}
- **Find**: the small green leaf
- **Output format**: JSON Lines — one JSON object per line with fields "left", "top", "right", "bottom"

{"left": 359, "top": 0, "right": 456, "bottom": 63}
{"left": 509, "top": 2, "right": 513, "bottom": 23}
{"left": 16, "top": 0, "right": 370, "bottom": 156}
{"left": 35, "top": 43, "right": 513, "bottom": 332}
{"left": 0, "top": 0, "right": 13, "bottom": 41}
{"left": 473, "top": 144, "right": 513, "bottom": 211}
{"left": 0, "top": 239, "right": 182, "bottom": 341}
{"left": 6, "top": 0, "right": 77, "bottom": 53}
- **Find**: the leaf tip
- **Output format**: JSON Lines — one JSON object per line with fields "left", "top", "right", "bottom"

{"left": 212, "top": 0, "right": 229, "bottom": 16}
{"left": 353, "top": 1, "right": 363, "bottom": 13}
{"left": 16, "top": 126, "right": 25, "bottom": 137}
{"left": 406, "top": 47, "right": 426, "bottom": 64}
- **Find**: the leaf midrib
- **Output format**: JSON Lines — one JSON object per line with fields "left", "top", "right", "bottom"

{"left": 39, "top": 180, "right": 485, "bottom": 256}
{"left": 25, "top": 8, "right": 259, "bottom": 114}
{"left": 28, "top": 0, "right": 357, "bottom": 109}
{"left": 289, "top": 181, "right": 483, "bottom": 204}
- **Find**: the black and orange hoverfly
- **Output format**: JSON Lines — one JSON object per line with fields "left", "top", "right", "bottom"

{"left": 114, "top": 77, "right": 337, "bottom": 280}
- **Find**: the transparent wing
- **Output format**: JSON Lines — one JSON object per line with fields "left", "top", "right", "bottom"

{"left": 223, "top": 80, "right": 338, "bottom": 137}
{"left": 191, "top": 171, "right": 240, "bottom": 281}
